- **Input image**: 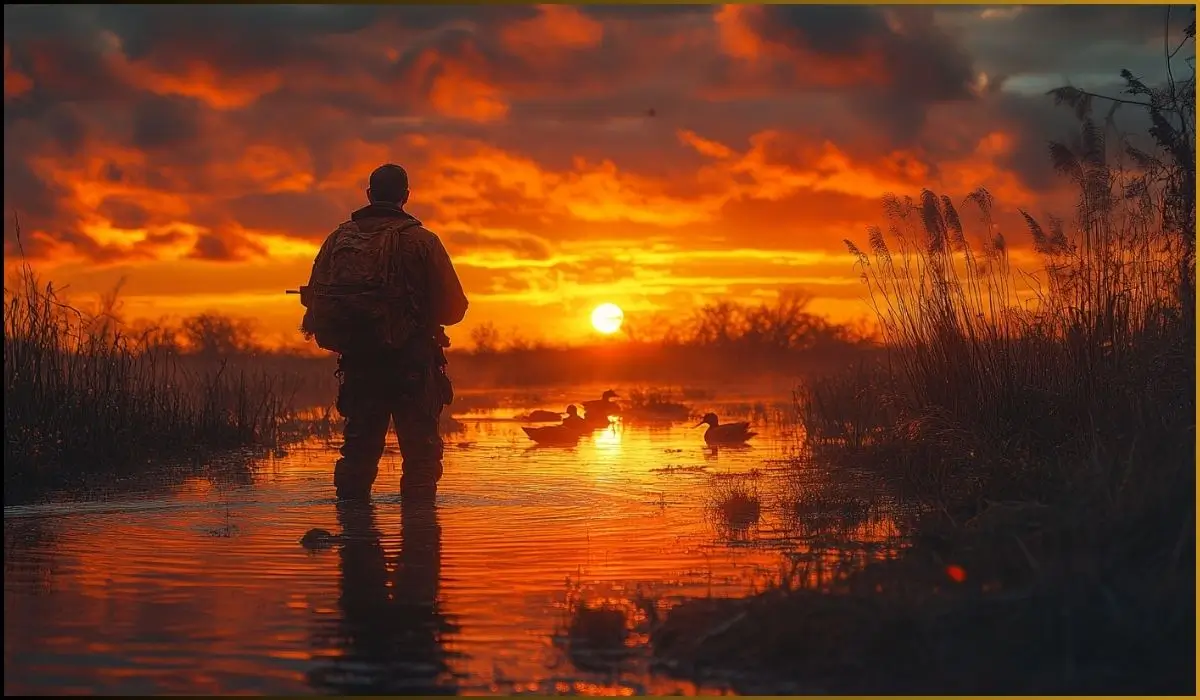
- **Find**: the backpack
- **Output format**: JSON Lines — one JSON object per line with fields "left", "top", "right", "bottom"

{"left": 300, "top": 218, "right": 423, "bottom": 354}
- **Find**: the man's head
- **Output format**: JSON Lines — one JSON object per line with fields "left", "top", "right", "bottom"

{"left": 367, "top": 164, "right": 409, "bottom": 206}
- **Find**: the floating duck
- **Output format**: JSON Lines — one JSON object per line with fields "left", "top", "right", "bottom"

{"left": 300, "top": 528, "right": 341, "bottom": 550}
{"left": 562, "top": 404, "right": 588, "bottom": 430}
{"left": 694, "top": 413, "right": 757, "bottom": 445}
{"left": 520, "top": 409, "right": 564, "bottom": 423}
{"left": 582, "top": 389, "right": 622, "bottom": 418}
{"left": 522, "top": 424, "right": 585, "bottom": 445}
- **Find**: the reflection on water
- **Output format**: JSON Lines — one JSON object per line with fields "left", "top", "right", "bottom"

{"left": 3, "top": 388, "right": 899, "bottom": 695}
{"left": 308, "top": 496, "right": 459, "bottom": 694}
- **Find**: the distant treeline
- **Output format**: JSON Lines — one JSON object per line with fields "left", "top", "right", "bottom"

{"left": 457, "top": 292, "right": 878, "bottom": 386}
{"left": 22, "top": 288, "right": 881, "bottom": 390}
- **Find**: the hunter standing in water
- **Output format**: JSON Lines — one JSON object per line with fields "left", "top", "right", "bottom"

{"left": 300, "top": 164, "right": 469, "bottom": 500}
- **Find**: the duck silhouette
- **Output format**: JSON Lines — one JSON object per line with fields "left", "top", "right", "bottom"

{"left": 694, "top": 412, "right": 757, "bottom": 445}
{"left": 561, "top": 404, "right": 588, "bottom": 430}
{"left": 519, "top": 409, "right": 563, "bottom": 423}
{"left": 581, "top": 390, "right": 621, "bottom": 418}
{"left": 522, "top": 424, "right": 585, "bottom": 445}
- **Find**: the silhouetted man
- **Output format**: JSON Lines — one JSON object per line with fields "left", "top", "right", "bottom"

{"left": 300, "top": 164, "right": 469, "bottom": 500}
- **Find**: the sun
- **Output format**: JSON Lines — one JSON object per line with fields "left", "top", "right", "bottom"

{"left": 591, "top": 303, "right": 624, "bottom": 334}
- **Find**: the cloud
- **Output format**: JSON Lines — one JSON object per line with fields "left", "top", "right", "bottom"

{"left": 4, "top": 43, "right": 32, "bottom": 98}
{"left": 443, "top": 228, "right": 554, "bottom": 261}
{"left": 710, "top": 5, "right": 979, "bottom": 144}
{"left": 188, "top": 230, "right": 266, "bottom": 262}
{"left": 2, "top": 4, "right": 1183, "bottom": 340}
{"left": 500, "top": 5, "right": 605, "bottom": 59}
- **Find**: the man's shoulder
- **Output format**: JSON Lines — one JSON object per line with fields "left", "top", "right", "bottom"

{"left": 325, "top": 219, "right": 358, "bottom": 239}
{"left": 315, "top": 221, "right": 354, "bottom": 252}
{"left": 403, "top": 222, "right": 446, "bottom": 248}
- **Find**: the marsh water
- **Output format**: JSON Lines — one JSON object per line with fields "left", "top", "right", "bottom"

{"left": 4, "top": 384, "right": 899, "bottom": 695}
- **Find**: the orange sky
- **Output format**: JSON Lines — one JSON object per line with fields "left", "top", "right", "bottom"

{"left": 3, "top": 5, "right": 1191, "bottom": 347}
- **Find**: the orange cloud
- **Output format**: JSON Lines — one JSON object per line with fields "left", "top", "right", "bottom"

{"left": 428, "top": 64, "right": 510, "bottom": 123}
{"left": 3, "top": 4, "right": 1151, "bottom": 345}
{"left": 500, "top": 5, "right": 604, "bottom": 60}
{"left": 678, "top": 130, "right": 735, "bottom": 160}
{"left": 406, "top": 42, "right": 511, "bottom": 123}
{"left": 714, "top": 6, "right": 762, "bottom": 61}
{"left": 4, "top": 44, "right": 33, "bottom": 98}
{"left": 711, "top": 5, "right": 888, "bottom": 93}
{"left": 113, "top": 55, "right": 282, "bottom": 110}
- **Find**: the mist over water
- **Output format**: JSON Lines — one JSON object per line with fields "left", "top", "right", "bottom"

{"left": 3, "top": 385, "right": 899, "bottom": 695}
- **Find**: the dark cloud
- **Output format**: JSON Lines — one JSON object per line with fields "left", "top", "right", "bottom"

{"left": 188, "top": 231, "right": 266, "bottom": 262}
{"left": 224, "top": 192, "right": 351, "bottom": 240}
{"left": 96, "top": 196, "right": 151, "bottom": 230}
{"left": 701, "top": 5, "right": 979, "bottom": 147}
{"left": 742, "top": 5, "right": 976, "bottom": 100}
{"left": 938, "top": 5, "right": 1195, "bottom": 85}
{"left": 3, "top": 124, "right": 72, "bottom": 252}
{"left": 38, "top": 103, "right": 89, "bottom": 156}
{"left": 579, "top": 5, "right": 716, "bottom": 21}
{"left": 1009, "top": 4, "right": 1191, "bottom": 42}
{"left": 131, "top": 96, "right": 204, "bottom": 151}
{"left": 2, "top": 3, "right": 1184, "bottom": 266}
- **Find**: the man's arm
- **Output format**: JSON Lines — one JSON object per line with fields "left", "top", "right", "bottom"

{"left": 427, "top": 235, "right": 469, "bottom": 326}
{"left": 308, "top": 232, "right": 338, "bottom": 285}
{"left": 299, "top": 232, "right": 339, "bottom": 308}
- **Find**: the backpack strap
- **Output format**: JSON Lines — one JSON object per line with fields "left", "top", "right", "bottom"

{"left": 392, "top": 217, "right": 424, "bottom": 234}
{"left": 377, "top": 217, "right": 425, "bottom": 290}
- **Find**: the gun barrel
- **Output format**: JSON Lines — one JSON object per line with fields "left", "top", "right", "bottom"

{"left": 285, "top": 289, "right": 301, "bottom": 294}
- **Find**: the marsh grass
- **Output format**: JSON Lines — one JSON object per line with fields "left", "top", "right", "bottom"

{"left": 779, "top": 476, "right": 891, "bottom": 541}
{"left": 3, "top": 259, "right": 309, "bottom": 492}
{"left": 623, "top": 387, "right": 692, "bottom": 421}
{"left": 798, "top": 126, "right": 1195, "bottom": 530}
{"left": 658, "top": 44, "right": 1196, "bottom": 693}
{"left": 784, "top": 124, "right": 1195, "bottom": 689}
{"left": 707, "top": 473, "right": 764, "bottom": 537}
{"left": 555, "top": 583, "right": 658, "bottom": 674}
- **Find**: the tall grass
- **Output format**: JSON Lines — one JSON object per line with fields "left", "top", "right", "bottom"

{"left": 800, "top": 119, "right": 1194, "bottom": 514}
{"left": 654, "top": 37, "right": 1196, "bottom": 690}
{"left": 774, "top": 54, "right": 1195, "bottom": 694}
{"left": 3, "top": 259, "right": 303, "bottom": 492}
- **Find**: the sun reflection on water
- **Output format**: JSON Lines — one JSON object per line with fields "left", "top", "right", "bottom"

{"left": 590, "top": 423, "right": 623, "bottom": 454}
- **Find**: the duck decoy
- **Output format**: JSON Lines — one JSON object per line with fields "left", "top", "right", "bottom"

{"left": 562, "top": 404, "right": 589, "bottom": 430}
{"left": 582, "top": 389, "right": 622, "bottom": 417}
{"left": 520, "top": 409, "right": 564, "bottom": 423}
{"left": 522, "top": 424, "right": 585, "bottom": 445}
{"left": 694, "top": 412, "right": 757, "bottom": 445}
{"left": 300, "top": 528, "right": 341, "bottom": 550}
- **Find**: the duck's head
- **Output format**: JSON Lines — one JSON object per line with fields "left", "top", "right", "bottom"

{"left": 602, "top": 389, "right": 619, "bottom": 401}
{"left": 566, "top": 404, "right": 580, "bottom": 416}
{"left": 694, "top": 412, "right": 719, "bottom": 428}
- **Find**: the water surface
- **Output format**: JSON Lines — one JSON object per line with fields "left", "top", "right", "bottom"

{"left": 4, "top": 386, "right": 898, "bottom": 695}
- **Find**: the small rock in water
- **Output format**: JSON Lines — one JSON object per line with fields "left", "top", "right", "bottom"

{"left": 300, "top": 528, "right": 338, "bottom": 549}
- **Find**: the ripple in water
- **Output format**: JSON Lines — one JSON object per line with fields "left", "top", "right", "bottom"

{"left": 3, "top": 388, "right": 900, "bottom": 695}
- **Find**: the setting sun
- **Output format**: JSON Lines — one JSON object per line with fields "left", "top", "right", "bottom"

{"left": 590, "top": 303, "right": 624, "bottom": 335}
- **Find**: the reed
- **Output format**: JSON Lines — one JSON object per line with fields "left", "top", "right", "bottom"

{"left": 3, "top": 255, "right": 304, "bottom": 491}
{"left": 657, "top": 41, "right": 1196, "bottom": 692}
